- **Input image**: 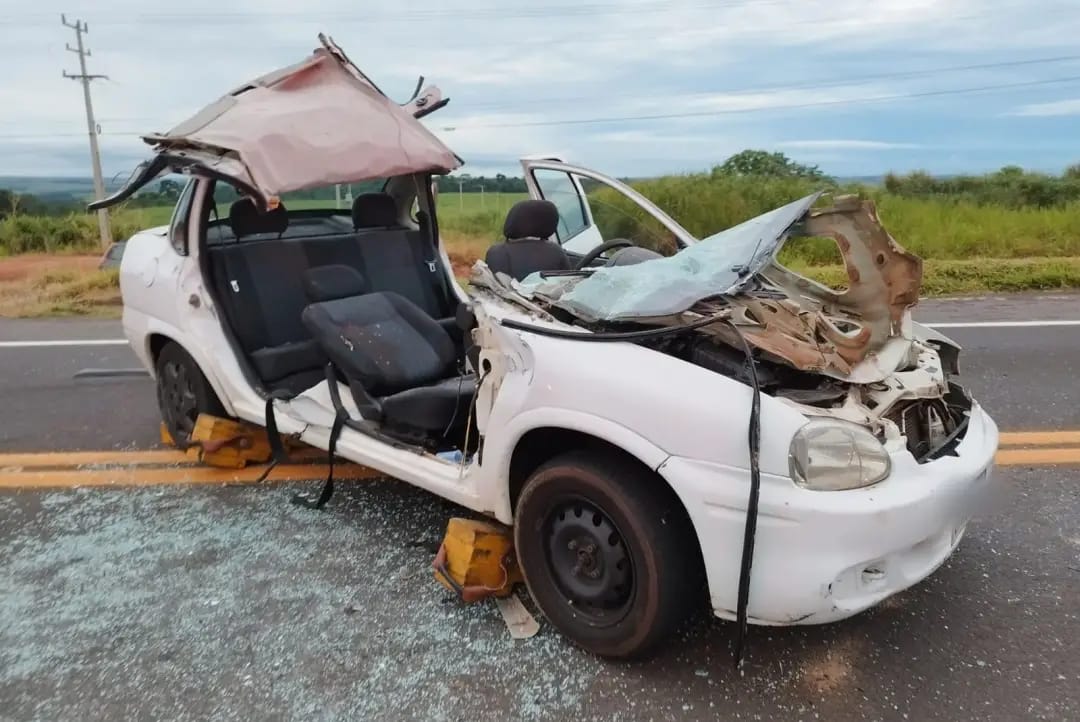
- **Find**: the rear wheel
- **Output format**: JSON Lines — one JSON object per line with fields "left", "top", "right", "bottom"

{"left": 514, "top": 450, "right": 702, "bottom": 659}
{"left": 154, "top": 341, "right": 223, "bottom": 448}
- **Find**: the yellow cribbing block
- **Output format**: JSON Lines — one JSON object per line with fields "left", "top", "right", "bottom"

{"left": 160, "top": 422, "right": 176, "bottom": 448}
{"left": 433, "top": 518, "right": 522, "bottom": 602}
{"left": 185, "top": 414, "right": 275, "bottom": 469}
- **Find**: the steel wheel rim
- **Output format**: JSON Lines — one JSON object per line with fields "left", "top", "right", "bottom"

{"left": 158, "top": 360, "right": 198, "bottom": 439}
{"left": 543, "top": 496, "right": 635, "bottom": 627}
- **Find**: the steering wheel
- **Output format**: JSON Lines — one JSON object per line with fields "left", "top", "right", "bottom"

{"left": 574, "top": 239, "right": 635, "bottom": 270}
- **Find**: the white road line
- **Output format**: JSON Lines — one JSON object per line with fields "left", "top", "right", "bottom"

{"left": 1, "top": 320, "right": 1077, "bottom": 348}
{"left": 924, "top": 320, "right": 1080, "bottom": 329}
{"left": 0, "top": 339, "right": 129, "bottom": 348}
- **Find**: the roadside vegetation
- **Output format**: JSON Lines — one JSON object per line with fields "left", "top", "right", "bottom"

{"left": 2, "top": 150, "right": 1079, "bottom": 315}
{"left": 0, "top": 256, "right": 120, "bottom": 317}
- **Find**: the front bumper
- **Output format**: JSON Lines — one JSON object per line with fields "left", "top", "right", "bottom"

{"left": 659, "top": 403, "right": 999, "bottom": 625}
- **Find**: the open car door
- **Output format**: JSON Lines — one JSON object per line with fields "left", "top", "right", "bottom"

{"left": 519, "top": 157, "right": 696, "bottom": 261}
{"left": 91, "top": 35, "right": 458, "bottom": 212}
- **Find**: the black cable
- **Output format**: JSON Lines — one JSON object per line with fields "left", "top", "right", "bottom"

{"left": 726, "top": 320, "right": 761, "bottom": 668}
{"left": 440, "top": 75, "right": 1080, "bottom": 130}
{"left": 503, "top": 310, "right": 763, "bottom": 663}
{"left": 499, "top": 312, "right": 728, "bottom": 341}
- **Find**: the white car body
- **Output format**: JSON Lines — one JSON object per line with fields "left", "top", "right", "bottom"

{"left": 102, "top": 40, "right": 998, "bottom": 656}
{"left": 118, "top": 157, "right": 998, "bottom": 628}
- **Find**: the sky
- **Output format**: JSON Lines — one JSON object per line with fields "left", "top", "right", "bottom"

{"left": 2, "top": 0, "right": 1080, "bottom": 179}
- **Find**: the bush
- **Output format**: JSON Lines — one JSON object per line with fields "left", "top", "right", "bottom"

{"left": 0, "top": 207, "right": 158, "bottom": 254}
{"left": 882, "top": 166, "right": 1080, "bottom": 208}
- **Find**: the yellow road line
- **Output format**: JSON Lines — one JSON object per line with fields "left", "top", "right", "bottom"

{"left": 0, "top": 431, "right": 1078, "bottom": 491}
{"left": 998, "top": 431, "right": 1080, "bottom": 446}
{"left": 995, "top": 447, "right": 1080, "bottom": 466}
{"left": 0, "top": 464, "right": 381, "bottom": 490}
{"left": 0, "top": 449, "right": 190, "bottom": 468}
{"left": 0, "top": 447, "right": 332, "bottom": 469}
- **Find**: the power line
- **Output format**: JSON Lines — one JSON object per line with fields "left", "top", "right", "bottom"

{"left": 6, "top": 52, "right": 1079, "bottom": 135}
{"left": 61, "top": 13, "right": 112, "bottom": 249}
{"left": 438, "top": 75, "right": 1080, "bottom": 130}
{"left": 3, "top": 71, "right": 1078, "bottom": 141}
{"left": 4, "top": 1, "right": 786, "bottom": 25}
{"left": 463, "top": 53, "right": 1080, "bottom": 111}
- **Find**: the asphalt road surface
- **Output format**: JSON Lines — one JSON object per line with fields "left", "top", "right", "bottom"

{"left": 1, "top": 293, "right": 1077, "bottom": 721}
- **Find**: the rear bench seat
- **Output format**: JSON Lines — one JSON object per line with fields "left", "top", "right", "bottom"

{"left": 207, "top": 194, "right": 456, "bottom": 394}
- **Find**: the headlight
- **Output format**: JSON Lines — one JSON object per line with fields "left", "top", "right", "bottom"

{"left": 789, "top": 419, "right": 891, "bottom": 491}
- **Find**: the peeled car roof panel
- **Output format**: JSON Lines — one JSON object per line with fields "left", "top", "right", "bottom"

{"left": 143, "top": 41, "right": 461, "bottom": 198}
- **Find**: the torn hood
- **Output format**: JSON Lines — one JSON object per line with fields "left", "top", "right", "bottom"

{"left": 92, "top": 36, "right": 461, "bottom": 210}
{"left": 499, "top": 194, "right": 923, "bottom": 384}
{"left": 545, "top": 192, "right": 821, "bottom": 322}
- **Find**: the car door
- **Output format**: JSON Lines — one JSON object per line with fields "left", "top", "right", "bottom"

{"left": 520, "top": 158, "right": 697, "bottom": 261}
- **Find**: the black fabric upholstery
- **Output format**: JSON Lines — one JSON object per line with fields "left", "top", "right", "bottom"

{"left": 380, "top": 375, "right": 477, "bottom": 432}
{"left": 352, "top": 192, "right": 399, "bottom": 229}
{"left": 367, "top": 229, "right": 444, "bottom": 316}
{"left": 249, "top": 339, "right": 326, "bottom": 382}
{"left": 207, "top": 213, "right": 458, "bottom": 393}
{"left": 485, "top": 238, "right": 571, "bottom": 281}
{"left": 485, "top": 199, "right": 571, "bottom": 281}
{"left": 229, "top": 198, "right": 288, "bottom": 239}
{"left": 303, "top": 265, "right": 368, "bottom": 302}
{"left": 302, "top": 291, "right": 474, "bottom": 436}
{"left": 503, "top": 199, "right": 559, "bottom": 240}
{"left": 210, "top": 241, "right": 309, "bottom": 352}
{"left": 301, "top": 292, "right": 456, "bottom": 398}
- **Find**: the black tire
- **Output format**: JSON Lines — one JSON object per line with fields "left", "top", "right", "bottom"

{"left": 514, "top": 450, "right": 703, "bottom": 659}
{"left": 154, "top": 341, "right": 224, "bottom": 448}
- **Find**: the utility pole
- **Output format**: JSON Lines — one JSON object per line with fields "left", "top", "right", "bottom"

{"left": 62, "top": 14, "right": 112, "bottom": 250}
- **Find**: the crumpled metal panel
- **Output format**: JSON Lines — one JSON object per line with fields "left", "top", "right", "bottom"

{"left": 717, "top": 196, "right": 923, "bottom": 379}
{"left": 143, "top": 36, "right": 461, "bottom": 202}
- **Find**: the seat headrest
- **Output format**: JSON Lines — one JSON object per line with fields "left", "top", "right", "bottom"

{"left": 229, "top": 198, "right": 288, "bottom": 239}
{"left": 503, "top": 200, "right": 559, "bottom": 241}
{"left": 303, "top": 265, "right": 369, "bottom": 303}
{"left": 352, "top": 192, "right": 399, "bottom": 229}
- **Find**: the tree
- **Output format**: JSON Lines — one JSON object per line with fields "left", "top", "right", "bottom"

{"left": 712, "top": 149, "right": 831, "bottom": 181}
{"left": 159, "top": 179, "right": 183, "bottom": 201}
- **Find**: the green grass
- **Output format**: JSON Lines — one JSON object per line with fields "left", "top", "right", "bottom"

{"left": 790, "top": 256, "right": 1080, "bottom": 296}
{"left": 0, "top": 267, "right": 121, "bottom": 317}
{"left": 4, "top": 180, "right": 1080, "bottom": 304}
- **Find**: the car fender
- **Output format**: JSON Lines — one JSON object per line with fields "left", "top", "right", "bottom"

{"left": 481, "top": 406, "right": 672, "bottom": 524}
{"left": 127, "top": 311, "right": 237, "bottom": 418}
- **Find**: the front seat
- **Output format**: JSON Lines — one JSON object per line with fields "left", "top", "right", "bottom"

{"left": 228, "top": 198, "right": 288, "bottom": 239}
{"left": 351, "top": 191, "right": 400, "bottom": 230}
{"left": 301, "top": 290, "right": 475, "bottom": 444}
{"left": 484, "top": 199, "right": 571, "bottom": 281}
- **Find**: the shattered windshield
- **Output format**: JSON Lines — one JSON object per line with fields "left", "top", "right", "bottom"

{"left": 524, "top": 192, "right": 821, "bottom": 321}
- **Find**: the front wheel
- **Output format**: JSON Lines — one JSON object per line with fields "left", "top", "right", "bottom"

{"left": 154, "top": 341, "right": 224, "bottom": 448}
{"left": 514, "top": 450, "right": 703, "bottom": 659}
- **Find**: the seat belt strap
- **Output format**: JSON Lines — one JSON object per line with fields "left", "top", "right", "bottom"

{"left": 417, "top": 210, "right": 455, "bottom": 315}
{"left": 291, "top": 363, "right": 350, "bottom": 510}
{"left": 255, "top": 390, "right": 294, "bottom": 483}
{"left": 291, "top": 411, "right": 345, "bottom": 510}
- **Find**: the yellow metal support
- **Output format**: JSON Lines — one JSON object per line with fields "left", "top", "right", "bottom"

{"left": 433, "top": 518, "right": 523, "bottom": 602}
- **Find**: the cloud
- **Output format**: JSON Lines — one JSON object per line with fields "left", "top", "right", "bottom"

{"left": 777, "top": 140, "right": 922, "bottom": 150}
{"left": 1008, "top": 98, "right": 1080, "bottom": 117}
{"left": 1, "top": 0, "right": 1079, "bottom": 177}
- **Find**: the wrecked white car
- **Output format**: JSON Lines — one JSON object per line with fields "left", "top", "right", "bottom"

{"left": 95, "top": 38, "right": 998, "bottom": 659}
